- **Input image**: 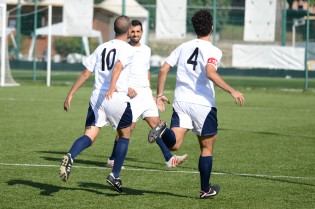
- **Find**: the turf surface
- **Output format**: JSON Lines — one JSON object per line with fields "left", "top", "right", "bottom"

{"left": 0, "top": 72, "right": 314, "bottom": 209}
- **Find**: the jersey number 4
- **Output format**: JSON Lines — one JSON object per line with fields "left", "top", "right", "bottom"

{"left": 187, "top": 47, "right": 199, "bottom": 71}
{"left": 101, "top": 48, "right": 117, "bottom": 71}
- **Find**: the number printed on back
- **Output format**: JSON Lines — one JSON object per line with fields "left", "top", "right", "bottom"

{"left": 187, "top": 47, "right": 199, "bottom": 71}
{"left": 101, "top": 48, "right": 117, "bottom": 71}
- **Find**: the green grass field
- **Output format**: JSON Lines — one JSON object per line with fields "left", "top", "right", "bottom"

{"left": 0, "top": 71, "right": 314, "bottom": 209}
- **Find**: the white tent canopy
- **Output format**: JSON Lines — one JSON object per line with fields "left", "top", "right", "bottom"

{"left": 95, "top": 0, "right": 149, "bottom": 44}
{"left": 28, "top": 22, "right": 103, "bottom": 61}
{"left": 36, "top": 22, "right": 102, "bottom": 38}
{"left": 95, "top": 0, "right": 149, "bottom": 18}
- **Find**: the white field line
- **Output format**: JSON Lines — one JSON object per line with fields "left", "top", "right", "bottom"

{"left": 0, "top": 162, "right": 314, "bottom": 181}
{"left": 0, "top": 97, "right": 54, "bottom": 102}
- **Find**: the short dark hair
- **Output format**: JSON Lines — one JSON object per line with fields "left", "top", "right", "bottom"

{"left": 131, "top": 20, "right": 143, "bottom": 31}
{"left": 114, "top": 15, "right": 131, "bottom": 36}
{"left": 191, "top": 10, "right": 213, "bottom": 37}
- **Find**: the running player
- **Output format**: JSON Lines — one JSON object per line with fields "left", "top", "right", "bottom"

{"left": 60, "top": 15, "right": 134, "bottom": 193}
{"left": 107, "top": 20, "right": 187, "bottom": 169}
{"left": 148, "top": 10, "right": 245, "bottom": 199}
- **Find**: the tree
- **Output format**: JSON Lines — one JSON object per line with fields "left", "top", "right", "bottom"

{"left": 94, "top": 0, "right": 104, "bottom": 4}
{"left": 136, "top": 0, "right": 232, "bottom": 31}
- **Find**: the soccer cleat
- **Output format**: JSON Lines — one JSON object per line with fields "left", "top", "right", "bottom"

{"left": 59, "top": 153, "right": 73, "bottom": 182}
{"left": 200, "top": 185, "right": 220, "bottom": 199}
{"left": 107, "top": 158, "right": 125, "bottom": 169}
{"left": 166, "top": 154, "right": 188, "bottom": 168}
{"left": 106, "top": 173, "right": 123, "bottom": 193}
{"left": 148, "top": 120, "right": 167, "bottom": 143}
{"left": 107, "top": 158, "right": 114, "bottom": 168}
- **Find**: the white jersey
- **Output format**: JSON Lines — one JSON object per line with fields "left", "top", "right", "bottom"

{"left": 127, "top": 43, "right": 158, "bottom": 121}
{"left": 128, "top": 44, "right": 151, "bottom": 88}
{"left": 165, "top": 39, "right": 222, "bottom": 107}
{"left": 83, "top": 39, "right": 134, "bottom": 101}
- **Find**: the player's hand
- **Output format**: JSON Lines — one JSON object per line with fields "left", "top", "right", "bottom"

{"left": 231, "top": 90, "right": 245, "bottom": 106}
{"left": 156, "top": 95, "right": 170, "bottom": 112}
{"left": 106, "top": 87, "right": 118, "bottom": 100}
{"left": 128, "top": 87, "right": 137, "bottom": 98}
{"left": 64, "top": 95, "right": 72, "bottom": 112}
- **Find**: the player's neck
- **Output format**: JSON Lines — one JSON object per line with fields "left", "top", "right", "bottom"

{"left": 197, "top": 34, "right": 211, "bottom": 41}
{"left": 129, "top": 41, "right": 141, "bottom": 47}
{"left": 115, "top": 34, "right": 128, "bottom": 42}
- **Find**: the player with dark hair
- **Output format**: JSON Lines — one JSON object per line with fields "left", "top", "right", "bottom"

{"left": 148, "top": 9, "right": 245, "bottom": 199}
{"left": 107, "top": 19, "right": 187, "bottom": 169}
{"left": 59, "top": 15, "right": 134, "bottom": 193}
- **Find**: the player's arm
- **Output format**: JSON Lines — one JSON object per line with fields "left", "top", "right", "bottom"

{"left": 64, "top": 69, "right": 92, "bottom": 111}
{"left": 156, "top": 62, "right": 171, "bottom": 111}
{"left": 106, "top": 61, "right": 123, "bottom": 99}
{"left": 206, "top": 64, "right": 245, "bottom": 106}
{"left": 147, "top": 69, "right": 151, "bottom": 83}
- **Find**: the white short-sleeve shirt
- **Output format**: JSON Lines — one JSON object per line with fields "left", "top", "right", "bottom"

{"left": 127, "top": 44, "right": 158, "bottom": 121}
{"left": 165, "top": 39, "right": 222, "bottom": 107}
{"left": 83, "top": 39, "right": 134, "bottom": 100}
{"left": 82, "top": 39, "right": 134, "bottom": 128}
{"left": 128, "top": 44, "right": 151, "bottom": 88}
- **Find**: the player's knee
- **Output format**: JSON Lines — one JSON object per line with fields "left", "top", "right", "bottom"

{"left": 170, "top": 143, "right": 181, "bottom": 151}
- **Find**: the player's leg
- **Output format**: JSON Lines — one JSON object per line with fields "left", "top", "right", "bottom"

{"left": 107, "top": 135, "right": 119, "bottom": 167}
{"left": 198, "top": 134, "right": 220, "bottom": 198}
{"left": 165, "top": 102, "right": 192, "bottom": 151}
{"left": 169, "top": 127, "right": 187, "bottom": 151}
{"left": 145, "top": 117, "right": 173, "bottom": 163}
{"left": 142, "top": 90, "right": 187, "bottom": 167}
{"left": 59, "top": 127, "right": 99, "bottom": 182}
{"left": 107, "top": 122, "right": 136, "bottom": 168}
{"left": 147, "top": 113, "right": 189, "bottom": 167}
{"left": 193, "top": 106, "right": 220, "bottom": 198}
{"left": 106, "top": 98, "right": 132, "bottom": 192}
{"left": 60, "top": 103, "right": 102, "bottom": 182}
{"left": 107, "top": 89, "right": 143, "bottom": 167}
{"left": 111, "top": 126, "right": 131, "bottom": 177}
{"left": 68, "top": 126, "right": 99, "bottom": 159}
{"left": 107, "top": 127, "right": 131, "bottom": 193}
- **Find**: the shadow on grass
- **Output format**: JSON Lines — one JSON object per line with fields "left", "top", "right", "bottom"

{"left": 78, "top": 182, "right": 193, "bottom": 198}
{"left": 254, "top": 131, "right": 315, "bottom": 140}
{"left": 219, "top": 128, "right": 315, "bottom": 140}
{"left": 215, "top": 171, "right": 315, "bottom": 187}
{"left": 7, "top": 179, "right": 104, "bottom": 196}
{"left": 37, "top": 151, "right": 67, "bottom": 155}
{"left": 7, "top": 179, "right": 193, "bottom": 198}
{"left": 41, "top": 157, "right": 105, "bottom": 167}
{"left": 244, "top": 174, "right": 315, "bottom": 187}
{"left": 40, "top": 154, "right": 174, "bottom": 170}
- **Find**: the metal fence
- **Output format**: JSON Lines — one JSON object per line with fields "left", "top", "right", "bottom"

{"left": 143, "top": 4, "right": 315, "bottom": 67}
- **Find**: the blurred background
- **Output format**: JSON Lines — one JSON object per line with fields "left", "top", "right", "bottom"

{"left": 0, "top": 0, "right": 314, "bottom": 87}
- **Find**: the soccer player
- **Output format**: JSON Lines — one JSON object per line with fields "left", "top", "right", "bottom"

{"left": 107, "top": 20, "right": 187, "bottom": 169}
{"left": 148, "top": 10, "right": 245, "bottom": 199}
{"left": 60, "top": 15, "right": 134, "bottom": 193}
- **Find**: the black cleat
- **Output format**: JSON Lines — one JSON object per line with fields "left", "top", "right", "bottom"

{"left": 200, "top": 185, "right": 220, "bottom": 199}
{"left": 148, "top": 120, "right": 167, "bottom": 143}
{"left": 59, "top": 153, "right": 73, "bottom": 182}
{"left": 106, "top": 173, "right": 123, "bottom": 193}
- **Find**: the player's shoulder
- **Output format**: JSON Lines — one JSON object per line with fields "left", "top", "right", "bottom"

{"left": 198, "top": 40, "right": 222, "bottom": 56}
{"left": 140, "top": 43, "right": 151, "bottom": 52}
{"left": 94, "top": 42, "right": 108, "bottom": 51}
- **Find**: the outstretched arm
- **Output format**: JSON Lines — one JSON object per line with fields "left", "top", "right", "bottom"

{"left": 156, "top": 62, "right": 171, "bottom": 111}
{"left": 64, "top": 69, "right": 92, "bottom": 111}
{"left": 206, "top": 65, "right": 245, "bottom": 106}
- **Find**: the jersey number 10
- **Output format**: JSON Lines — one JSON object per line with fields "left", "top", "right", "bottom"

{"left": 101, "top": 48, "right": 117, "bottom": 71}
